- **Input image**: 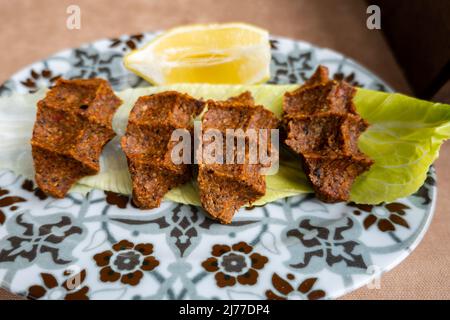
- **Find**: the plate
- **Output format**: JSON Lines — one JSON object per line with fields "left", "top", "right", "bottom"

{"left": 0, "top": 32, "right": 436, "bottom": 300}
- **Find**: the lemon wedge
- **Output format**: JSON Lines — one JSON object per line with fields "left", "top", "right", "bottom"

{"left": 124, "top": 23, "right": 271, "bottom": 85}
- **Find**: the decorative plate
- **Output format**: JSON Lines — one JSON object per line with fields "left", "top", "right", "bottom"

{"left": 0, "top": 33, "right": 436, "bottom": 300}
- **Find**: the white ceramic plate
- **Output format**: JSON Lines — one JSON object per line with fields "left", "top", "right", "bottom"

{"left": 0, "top": 32, "right": 436, "bottom": 300}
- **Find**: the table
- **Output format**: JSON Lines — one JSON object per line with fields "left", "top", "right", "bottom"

{"left": 0, "top": 0, "right": 448, "bottom": 300}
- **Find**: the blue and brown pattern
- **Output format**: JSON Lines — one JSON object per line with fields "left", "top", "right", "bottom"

{"left": 93, "top": 240, "right": 159, "bottom": 286}
{"left": 27, "top": 269, "right": 89, "bottom": 300}
{"left": 0, "top": 33, "right": 436, "bottom": 300}
{"left": 202, "top": 241, "right": 268, "bottom": 287}
{"left": 0, "top": 212, "right": 84, "bottom": 267}
{"left": 265, "top": 273, "right": 325, "bottom": 300}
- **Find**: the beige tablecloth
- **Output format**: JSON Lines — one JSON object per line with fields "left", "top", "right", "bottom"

{"left": 0, "top": 0, "right": 448, "bottom": 300}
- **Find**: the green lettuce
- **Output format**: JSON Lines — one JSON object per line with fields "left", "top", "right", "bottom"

{"left": 352, "top": 88, "right": 450, "bottom": 203}
{"left": 0, "top": 84, "right": 449, "bottom": 205}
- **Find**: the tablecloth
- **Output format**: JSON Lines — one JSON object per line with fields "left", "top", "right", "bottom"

{"left": 0, "top": 0, "right": 448, "bottom": 300}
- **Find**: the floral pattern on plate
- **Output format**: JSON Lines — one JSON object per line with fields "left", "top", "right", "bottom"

{"left": 0, "top": 33, "right": 436, "bottom": 300}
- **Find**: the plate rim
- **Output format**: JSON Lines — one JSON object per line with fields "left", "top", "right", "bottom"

{"left": 0, "top": 31, "right": 437, "bottom": 300}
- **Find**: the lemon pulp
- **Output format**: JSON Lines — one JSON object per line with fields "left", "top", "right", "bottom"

{"left": 124, "top": 23, "right": 271, "bottom": 85}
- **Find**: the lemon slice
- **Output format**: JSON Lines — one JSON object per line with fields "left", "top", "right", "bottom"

{"left": 124, "top": 23, "right": 271, "bottom": 85}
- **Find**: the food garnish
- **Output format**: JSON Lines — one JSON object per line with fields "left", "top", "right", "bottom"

{"left": 124, "top": 23, "right": 271, "bottom": 85}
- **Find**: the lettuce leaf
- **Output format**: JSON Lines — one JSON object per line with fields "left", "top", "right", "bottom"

{"left": 352, "top": 88, "right": 450, "bottom": 203}
{"left": 0, "top": 84, "right": 449, "bottom": 206}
